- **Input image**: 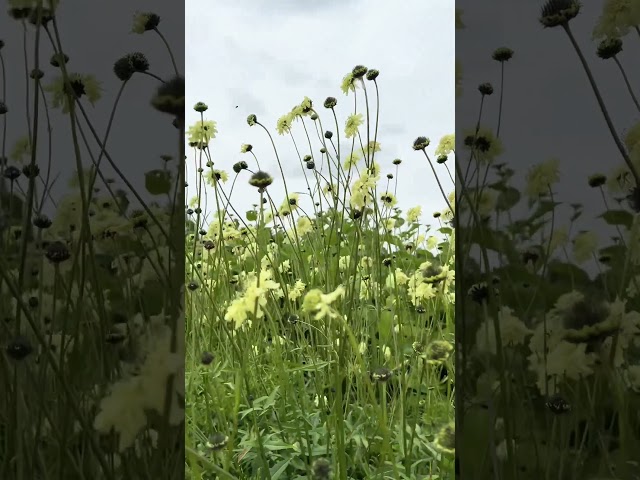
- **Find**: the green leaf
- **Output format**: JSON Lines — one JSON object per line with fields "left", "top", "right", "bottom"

{"left": 145, "top": 169, "right": 172, "bottom": 195}
{"left": 246, "top": 210, "right": 258, "bottom": 221}
{"left": 496, "top": 187, "right": 520, "bottom": 211}
{"left": 600, "top": 209, "right": 634, "bottom": 229}
{"left": 529, "top": 200, "right": 561, "bottom": 222}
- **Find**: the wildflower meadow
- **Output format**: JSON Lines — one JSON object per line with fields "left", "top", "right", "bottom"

{"left": 184, "top": 67, "right": 456, "bottom": 478}
{"left": 457, "top": 2, "right": 640, "bottom": 479}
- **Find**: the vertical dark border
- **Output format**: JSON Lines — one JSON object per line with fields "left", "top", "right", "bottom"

{"left": 457, "top": 1, "right": 640, "bottom": 478}
{"left": 0, "top": 2, "right": 184, "bottom": 479}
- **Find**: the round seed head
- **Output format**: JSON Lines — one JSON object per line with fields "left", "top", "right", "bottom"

{"left": 233, "top": 161, "right": 248, "bottom": 173}
{"left": 478, "top": 83, "right": 494, "bottom": 95}
{"left": 371, "top": 367, "right": 393, "bottom": 382}
{"left": 596, "top": 38, "right": 622, "bottom": 59}
{"left": 588, "top": 173, "right": 606, "bottom": 188}
{"left": 413, "top": 136, "right": 430, "bottom": 151}
{"left": 249, "top": 171, "right": 273, "bottom": 189}
{"left": 3, "top": 166, "right": 21, "bottom": 181}
{"left": 22, "top": 164, "right": 40, "bottom": 178}
{"left": 193, "top": 101, "right": 208, "bottom": 113}
{"left": 151, "top": 76, "right": 185, "bottom": 117}
{"left": 492, "top": 47, "right": 514, "bottom": 62}
{"left": 6, "top": 336, "right": 33, "bottom": 361}
{"left": 30, "top": 68, "right": 44, "bottom": 79}
{"left": 33, "top": 214, "right": 52, "bottom": 229}
{"left": 312, "top": 457, "right": 332, "bottom": 480}
{"left": 201, "top": 351, "right": 214, "bottom": 365}
{"left": 366, "top": 68, "right": 379, "bottom": 80}
{"left": 323, "top": 97, "right": 337, "bottom": 109}
{"left": 352, "top": 65, "right": 368, "bottom": 78}
{"left": 45, "top": 241, "right": 71, "bottom": 263}
{"left": 206, "top": 433, "right": 228, "bottom": 451}
{"left": 50, "top": 52, "right": 69, "bottom": 68}
{"left": 539, "top": 0, "right": 581, "bottom": 28}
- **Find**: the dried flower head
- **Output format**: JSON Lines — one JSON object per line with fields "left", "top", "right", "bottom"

{"left": 539, "top": 0, "right": 581, "bottom": 28}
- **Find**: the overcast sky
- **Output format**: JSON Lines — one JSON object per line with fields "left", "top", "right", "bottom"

{"left": 185, "top": 0, "right": 455, "bottom": 232}
{"left": 457, "top": 1, "right": 640, "bottom": 272}
{"left": 0, "top": 1, "right": 183, "bottom": 217}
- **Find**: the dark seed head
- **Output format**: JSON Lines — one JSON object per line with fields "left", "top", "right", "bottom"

{"left": 45, "top": 241, "right": 71, "bottom": 264}
{"left": 492, "top": 47, "right": 514, "bottom": 62}
{"left": 323, "top": 97, "right": 337, "bottom": 109}
{"left": 206, "top": 432, "right": 228, "bottom": 451}
{"left": 33, "top": 214, "right": 52, "bottom": 229}
{"left": 249, "top": 171, "right": 273, "bottom": 189}
{"left": 201, "top": 351, "right": 214, "bottom": 365}
{"left": 352, "top": 65, "right": 368, "bottom": 78}
{"left": 587, "top": 173, "right": 606, "bottom": 188}
{"left": 193, "top": 101, "right": 208, "bottom": 113}
{"left": 478, "top": 83, "right": 493, "bottom": 96}
{"left": 366, "top": 69, "right": 379, "bottom": 81}
{"left": 6, "top": 336, "right": 33, "bottom": 361}
{"left": 312, "top": 457, "right": 332, "bottom": 480}
{"left": 151, "top": 75, "right": 185, "bottom": 117}
{"left": 539, "top": 0, "right": 581, "bottom": 28}
{"left": 413, "top": 136, "right": 430, "bottom": 151}
{"left": 3, "top": 165, "right": 21, "bottom": 181}
{"left": 371, "top": 367, "right": 393, "bottom": 382}
{"left": 596, "top": 38, "right": 622, "bottom": 59}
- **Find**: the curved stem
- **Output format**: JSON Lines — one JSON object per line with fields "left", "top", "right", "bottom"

{"left": 154, "top": 28, "right": 179, "bottom": 75}
{"left": 612, "top": 56, "right": 640, "bottom": 112}
{"left": 496, "top": 62, "right": 505, "bottom": 138}
{"left": 563, "top": 24, "right": 639, "bottom": 186}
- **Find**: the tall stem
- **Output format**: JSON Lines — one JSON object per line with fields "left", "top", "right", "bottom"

{"left": 563, "top": 24, "right": 639, "bottom": 186}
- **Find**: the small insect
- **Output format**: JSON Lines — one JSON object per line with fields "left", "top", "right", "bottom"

{"left": 235, "top": 105, "right": 238, "bottom": 108}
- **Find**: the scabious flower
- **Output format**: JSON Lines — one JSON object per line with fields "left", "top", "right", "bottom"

{"left": 463, "top": 127, "right": 503, "bottom": 164}
{"left": 592, "top": 0, "right": 640, "bottom": 40}
{"left": 525, "top": 158, "right": 560, "bottom": 199}
{"left": 187, "top": 120, "right": 217, "bottom": 148}
{"left": 224, "top": 268, "right": 282, "bottom": 329}
{"left": 475, "top": 189, "right": 498, "bottom": 216}
{"left": 385, "top": 268, "right": 410, "bottom": 290}
{"left": 345, "top": 113, "right": 364, "bottom": 139}
{"left": 343, "top": 151, "right": 361, "bottom": 170}
{"left": 341, "top": 72, "right": 356, "bottom": 95}
{"left": 475, "top": 306, "right": 532, "bottom": 355}
{"left": 302, "top": 285, "right": 346, "bottom": 320}
{"left": 380, "top": 192, "right": 397, "bottom": 208}
{"left": 288, "top": 279, "right": 306, "bottom": 301}
{"left": 94, "top": 377, "right": 148, "bottom": 451}
{"left": 131, "top": 11, "right": 160, "bottom": 34}
{"left": 572, "top": 231, "right": 598, "bottom": 263}
{"left": 296, "top": 216, "right": 313, "bottom": 236}
{"left": 362, "top": 141, "right": 382, "bottom": 156}
{"left": 45, "top": 73, "right": 102, "bottom": 113}
{"left": 406, "top": 206, "right": 422, "bottom": 223}
{"left": 276, "top": 113, "right": 293, "bottom": 135}
{"left": 548, "top": 226, "right": 569, "bottom": 253}
{"left": 435, "top": 134, "right": 455, "bottom": 157}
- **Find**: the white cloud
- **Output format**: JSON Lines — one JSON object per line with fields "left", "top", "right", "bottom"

{"left": 186, "top": 0, "right": 454, "bottom": 229}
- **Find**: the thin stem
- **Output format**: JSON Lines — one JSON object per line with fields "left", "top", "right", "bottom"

{"left": 496, "top": 62, "right": 505, "bottom": 137}
{"left": 612, "top": 56, "right": 640, "bottom": 112}
{"left": 563, "top": 24, "right": 640, "bottom": 186}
